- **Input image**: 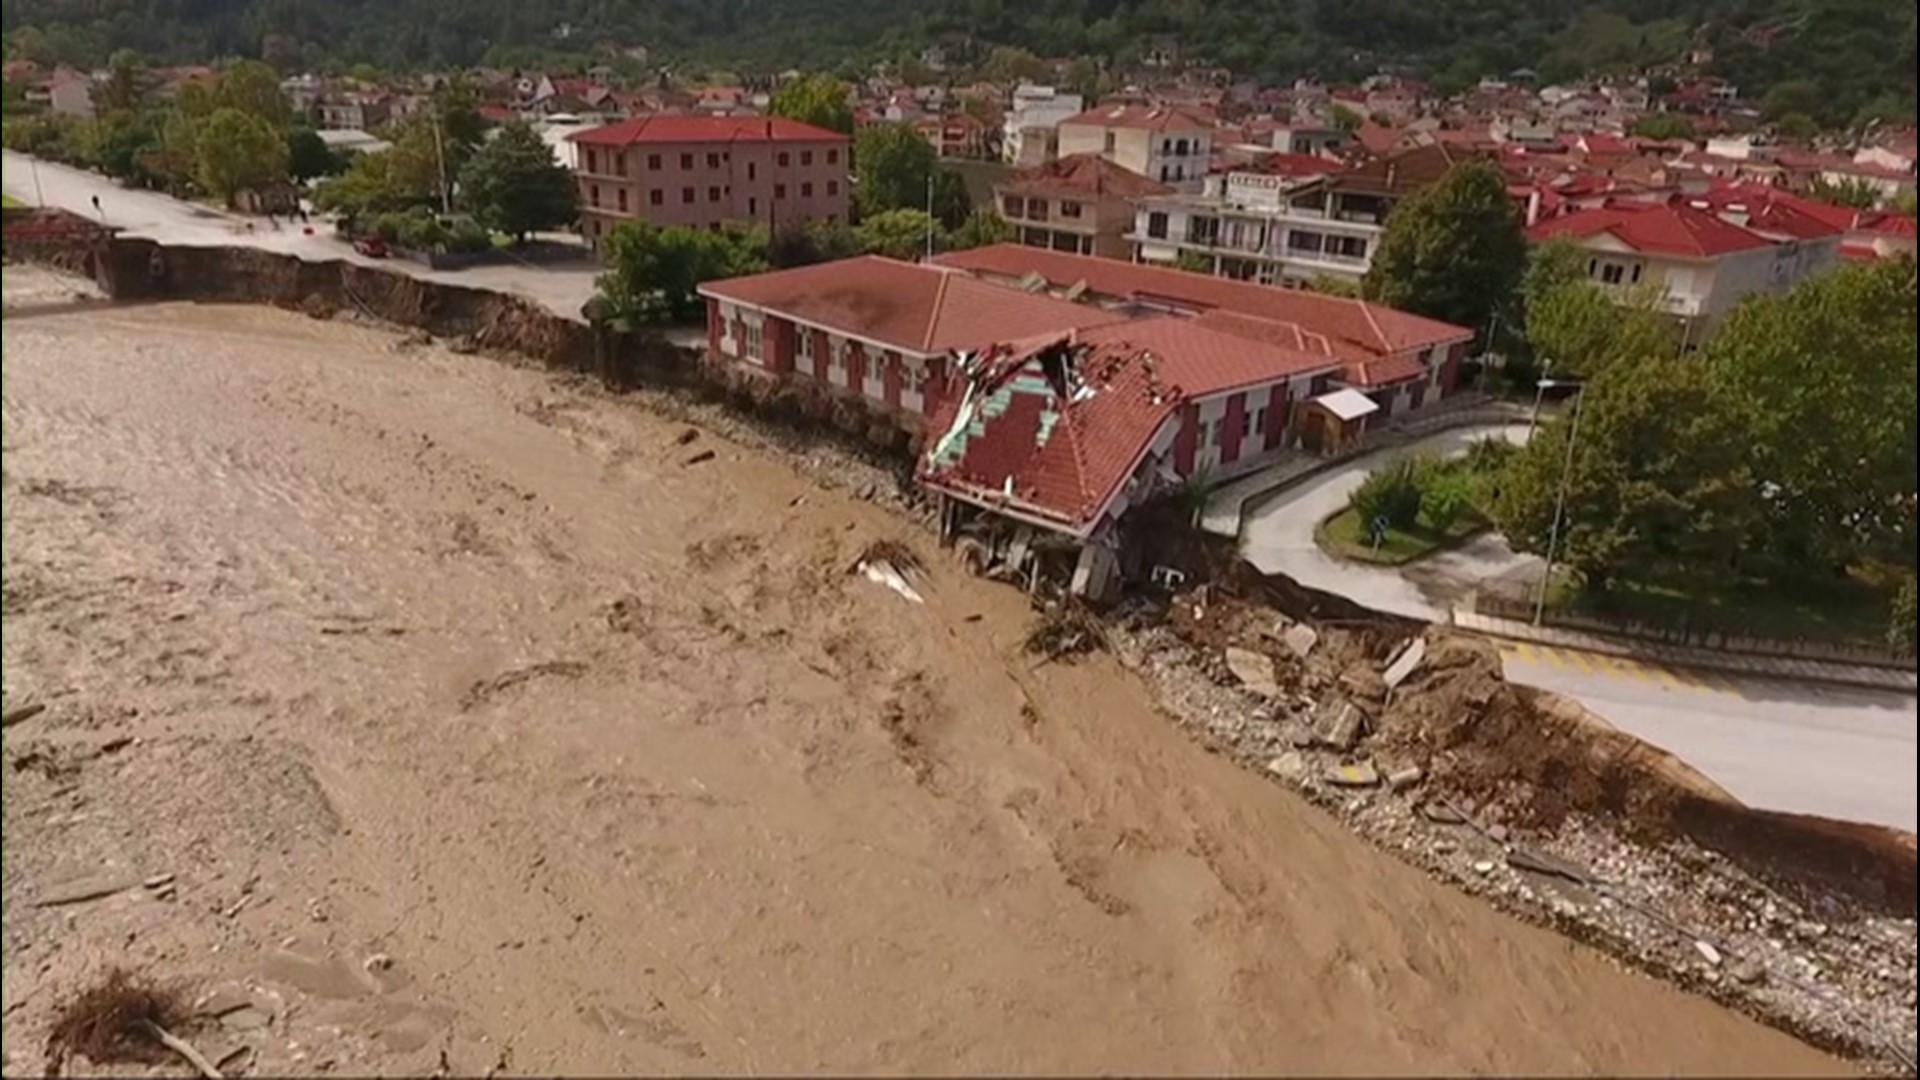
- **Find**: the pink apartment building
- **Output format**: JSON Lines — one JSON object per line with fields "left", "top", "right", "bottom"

{"left": 568, "top": 116, "right": 851, "bottom": 248}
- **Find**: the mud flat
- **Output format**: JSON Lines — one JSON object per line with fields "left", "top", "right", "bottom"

{"left": 0, "top": 263, "right": 1863, "bottom": 1075}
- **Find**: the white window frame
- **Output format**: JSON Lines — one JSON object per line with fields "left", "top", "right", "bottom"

{"left": 829, "top": 338, "right": 849, "bottom": 384}
{"left": 797, "top": 327, "right": 815, "bottom": 364}
{"left": 743, "top": 320, "right": 764, "bottom": 363}
{"left": 1248, "top": 405, "right": 1267, "bottom": 443}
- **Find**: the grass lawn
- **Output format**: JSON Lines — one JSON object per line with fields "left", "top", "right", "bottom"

{"left": 2, "top": 194, "right": 25, "bottom": 209}
{"left": 1315, "top": 505, "right": 1490, "bottom": 566}
{"left": 1560, "top": 566, "right": 1901, "bottom": 648}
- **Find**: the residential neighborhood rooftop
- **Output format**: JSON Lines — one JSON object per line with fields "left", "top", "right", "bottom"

{"left": 567, "top": 115, "right": 847, "bottom": 146}
{"left": 1527, "top": 200, "right": 1777, "bottom": 257}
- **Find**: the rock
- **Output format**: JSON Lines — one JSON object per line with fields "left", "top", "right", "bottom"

{"left": 683, "top": 449, "right": 717, "bottom": 466}
{"left": 674, "top": 428, "right": 700, "bottom": 446}
{"left": 1694, "top": 940, "right": 1723, "bottom": 966}
{"left": 1338, "top": 666, "right": 1387, "bottom": 703}
{"left": 219, "top": 1006, "right": 272, "bottom": 1033}
{"left": 143, "top": 872, "right": 176, "bottom": 889}
{"left": 1381, "top": 637, "right": 1427, "bottom": 690}
{"left": 363, "top": 952, "right": 394, "bottom": 973}
{"left": 1316, "top": 700, "right": 1364, "bottom": 751}
{"left": 1433, "top": 839, "right": 1457, "bottom": 854}
{"left": 1487, "top": 824, "right": 1510, "bottom": 844}
{"left": 1323, "top": 760, "right": 1380, "bottom": 788}
{"left": 1472, "top": 860, "right": 1496, "bottom": 875}
{"left": 1223, "top": 647, "right": 1280, "bottom": 698}
{"left": 1385, "top": 765, "right": 1424, "bottom": 791}
{"left": 1282, "top": 624, "right": 1319, "bottom": 660}
{"left": 1730, "top": 958, "right": 1766, "bottom": 985}
{"left": 1420, "top": 801, "right": 1466, "bottom": 825}
{"left": 1265, "top": 752, "right": 1308, "bottom": 782}
{"left": 34, "top": 872, "right": 140, "bottom": 909}
{"left": 2, "top": 703, "right": 47, "bottom": 729}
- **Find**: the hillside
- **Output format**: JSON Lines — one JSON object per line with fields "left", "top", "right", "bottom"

{"left": 2, "top": 0, "right": 1915, "bottom": 123}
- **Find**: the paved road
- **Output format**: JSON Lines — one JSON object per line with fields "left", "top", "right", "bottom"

{"left": 2, "top": 150, "right": 600, "bottom": 319}
{"left": 1238, "top": 426, "right": 1918, "bottom": 831}
{"left": 1501, "top": 642, "right": 1917, "bottom": 831}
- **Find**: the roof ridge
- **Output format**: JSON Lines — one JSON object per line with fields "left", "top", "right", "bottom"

{"left": 923, "top": 266, "right": 955, "bottom": 352}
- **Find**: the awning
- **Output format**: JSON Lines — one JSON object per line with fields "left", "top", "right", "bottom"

{"left": 1311, "top": 387, "right": 1381, "bottom": 422}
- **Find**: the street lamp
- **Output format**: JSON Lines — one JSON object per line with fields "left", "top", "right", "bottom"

{"left": 1527, "top": 359, "right": 1555, "bottom": 438}
{"left": 1534, "top": 377, "right": 1585, "bottom": 626}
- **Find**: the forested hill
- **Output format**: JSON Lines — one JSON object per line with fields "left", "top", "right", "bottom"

{"left": 4, "top": 0, "right": 1914, "bottom": 123}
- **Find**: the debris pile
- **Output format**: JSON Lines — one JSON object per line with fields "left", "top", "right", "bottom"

{"left": 45, "top": 968, "right": 201, "bottom": 1077}
{"left": 1023, "top": 599, "right": 1106, "bottom": 663}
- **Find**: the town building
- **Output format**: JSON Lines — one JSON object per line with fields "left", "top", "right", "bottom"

{"left": 1002, "top": 85, "right": 1084, "bottom": 166}
{"left": 915, "top": 112, "right": 996, "bottom": 160}
{"left": 32, "top": 67, "right": 95, "bottom": 119}
{"left": 315, "top": 91, "right": 393, "bottom": 132}
{"left": 568, "top": 116, "right": 850, "bottom": 249}
{"left": 1056, "top": 104, "right": 1214, "bottom": 187}
{"left": 994, "top": 154, "right": 1173, "bottom": 259}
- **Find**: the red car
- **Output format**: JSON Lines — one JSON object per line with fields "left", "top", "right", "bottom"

{"left": 352, "top": 237, "right": 389, "bottom": 258}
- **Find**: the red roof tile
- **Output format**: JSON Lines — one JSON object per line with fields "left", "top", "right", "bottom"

{"left": 1059, "top": 104, "right": 1212, "bottom": 132}
{"left": 932, "top": 245, "right": 1470, "bottom": 358}
{"left": 698, "top": 256, "right": 1123, "bottom": 355}
{"left": 999, "top": 153, "right": 1174, "bottom": 198}
{"left": 1527, "top": 201, "right": 1772, "bottom": 257}
{"left": 1340, "top": 353, "right": 1428, "bottom": 387}
{"left": 569, "top": 115, "right": 846, "bottom": 146}
{"left": 1840, "top": 243, "right": 1880, "bottom": 261}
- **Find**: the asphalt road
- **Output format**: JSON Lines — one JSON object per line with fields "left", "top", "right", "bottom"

{"left": 2, "top": 150, "right": 600, "bottom": 319}
{"left": 1239, "top": 427, "right": 1918, "bottom": 832}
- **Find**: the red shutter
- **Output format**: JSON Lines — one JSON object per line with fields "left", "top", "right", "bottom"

{"left": 924, "top": 356, "right": 947, "bottom": 408}
{"left": 812, "top": 329, "right": 831, "bottom": 381}
{"left": 848, "top": 343, "right": 867, "bottom": 396}
{"left": 706, "top": 300, "right": 721, "bottom": 356}
{"left": 1264, "top": 384, "right": 1289, "bottom": 450}
{"left": 767, "top": 318, "right": 794, "bottom": 374}
{"left": 1221, "top": 393, "right": 1246, "bottom": 465}
{"left": 882, "top": 350, "right": 903, "bottom": 408}
{"left": 1173, "top": 403, "right": 1200, "bottom": 474}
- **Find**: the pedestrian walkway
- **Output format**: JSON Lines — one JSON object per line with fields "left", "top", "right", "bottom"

{"left": 1500, "top": 641, "right": 1744, "bottom": 695}
{"left": 1459, "top": 608, "right": 1917, "bottom": 694}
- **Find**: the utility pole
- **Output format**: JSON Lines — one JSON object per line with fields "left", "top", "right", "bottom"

{"left": 432, "top": 109, "right": 452, "bottom": 216}
{"left": 923, "top": 169, "right": 935, "bottom": 261}
{"left": 1527, "top": 359, "right": 1554, "bottom": 437}
{"left": 1534, "top": 384, "right": 1585, "bottom": 626}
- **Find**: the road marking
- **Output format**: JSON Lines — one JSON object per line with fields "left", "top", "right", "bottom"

{"left": 1558, "top": 647, "right": 1599, "bottom": 674}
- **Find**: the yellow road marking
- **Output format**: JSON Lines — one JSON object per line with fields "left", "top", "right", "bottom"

{"left": 1558, "top": 648, "right": 1599, "bottom": 674}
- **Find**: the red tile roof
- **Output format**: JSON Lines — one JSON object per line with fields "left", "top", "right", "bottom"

{"left": 1527, "top": 201, "right": 1773, "bottom": 257}
{"left": 1246, "top": 152, "right": 1338, "bottom": 180}
{"left": 1858, "top": 211, "right": 1916, "bottom": 237}
{"left": 1339, "top": 353, "right": 1429, "bottom": 387}
{"left": 1076, "top": 316, "right": 1340, "bottom": 397}
{"left": 569, "top": 115, "right": 846, "bottom": 146}
{"left": 698, "top": 256, "right": 1123, "bottom": 355}
{"left": 1840, "top": 243, "right": 1880, "bottom": 261}
{"left": 1059, "top": 104, "right": 1212, "bottom": 132}
{"left": 932, "top": 245, "right": 1470, "bottom": 358}
{"left": 999, "top": 153, "right": 1174, "bottom": 198}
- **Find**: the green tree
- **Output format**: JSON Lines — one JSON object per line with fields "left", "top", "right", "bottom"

{"left": 853, "top": 123, "right": 970, "bottom": 225}
{"left": 1775, "top": 111, "right": 1817, "bottom": 141}
{"left": 982, "top": 46, "right": 1048, "bottom": 84}
{"left": 857, "top": 208, "right": 945, "bottom": 259}
{"left": 1898, "top": 191, "right": 1919, "bottom": 216}
{"left": 84, "top": 108, "right": 163, "bottom": 183}
{"left": 949, "top": 209, "right": 1013, "bottom": 250}
{"left": 312, "top": 150, "right": 423, "bottom": 221}
{"left": 1762, "top": 79, "right": 1823, "bottom": 123}
{"left": 768, "top": 218, "right": 863, "bottom": 267}
{"left": 1893, "top": 575, "right": 1917, "bottom": 648}
{"left": 596, "top": 221, "right": 768, "bottom": 324}
{"left": 768, "top": 74, "right": 853, "bottom": 134}
{"left": 1063, "top": 56, "right": 1103, "bottom": 101}
{"left": 1329, "top": 103, "right": 1364, "bottom": 132}
{"left": 1630, "top": 113, "right": 1695, "bottom": 141}
{"left": 436, "top": 72, "right": 487, "bottom": 155}
{"left": 1421, "top": 468, "right": 1477, "bottom": 531}
{"left": 213, "top": 59, "right": 292, "bottom": 128}
{"left": 1352, "top": 460, "right": 1424, "bottom": 531}
{"left": 1526, "top": 278, "right": 1675, "bottom": 378}
{"left": 1173, "top": 250, "right": 1214, "bottom": 274}
{"left": 93, "top": 49, "right": 153, "bottom": 113}
{"left": 1307, "top": 273, "right": 1360, "bottom": 297}
{"left": 1493, "top": 354, "right": 1758, "bottom": 593}
{"left": 459, "top": 121, "right": 578, "bottom": 240}
{"left": 1807, "top": 175, "right": 1882, "bottom": 210}
{"left": 1705, "top": 258, "right": 1919, "bottom": 572}
{"left": 194, "top": 107, "right": 289, "bottom": 205}
{"left": 288, "top": 127, "right": 343, "bottom": 181}
{"left": 1362, "top": 160, "right": 1527, "bottom": 337}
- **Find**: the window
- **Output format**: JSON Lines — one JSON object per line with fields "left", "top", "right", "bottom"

{"left": 829, "top": 338, "right": 849, "bottom": 379}
{"left": 680, "top": 153, "right": 694, "bottom": 169}
{"left": 615, "top": 152, "right": 628, "bottom": 177}
{"left": 797, "top": 329, "right": 815, "bottom": 363}
{"left": 586, "top": 149, "right": 599, "bottom": 173}
{"left": 1103, "top": 131, "right": 1116, "bottom": 154}
{"left": 774, "top": 183, "right": 788, "bottom": 198}
{"left": 617, "top": 187, "right": 628, "bottom": 212}
{"left": 801, "top": 149, "right": 813, "bottom": 166}
{"left": 1630, "top": 263, "right": 1644, "bottom": 284}
{"left": 1599, "top": 263, "right": 1626, "bottom": 285}
{"left": 1328, "top": 234, "right": 1368, "bottom": 261}
{"left": 648, "top": 153, "right": 662, "bottom": 169}
{"left": 901, "top": 362, "right": 926, "bottom": 393}
{"left": 1159, "top": 165, "right": 1170, "bottom": 182}
{"left": 1147, "top": 211, "right": 1168, "bottom": 240}
{"left": 1206, "top": 418, "right": 1224, "bottom": 448}
{"left": 748, "top": 162, "right": 757, "bottom": 181}
{"left": 650, "top": 188, "right": 664, "bottom": 206}
{"left": 1249, "top": 405, "right": 1268, "bottom": 440}
{"left": 589, "top": 183, "right": 600, "bottom": 207}
{"left": 778, "top": 151, "right": 791, "bottom": 167}
{"left": 827, "top": 148, "right": 839, "bottom": 164}
{"left": 743, "top": 321, "right": 763, "bottom": 362}
{"left": 1003, "top": 195, "right": 1026, "bottom": 217}
{"left": 827, "top": 180, "right": 839, "bottom": 196}
{"left": 1175, "top": 138, "right": 1190, "bottom": 156}
{"left": 1286, "top": 230, "right": 1325, "bottom": 254}
{"left": 801, "top": 181, "right": 814, "bottom": 197}
{"left": 1060, "top": 201, "right": 1082, "bottom": 219}
{"left": 707, "top": 152, "right": 721, "bottom": 168}
{"left": 749, "top": 197, "right": 758, "bottom": 216}
{"left": 682, "top": 187, "right": 695, "bottom": 204}
{"left": 708, "top": 186, "right": 721, "bottom": 202}
{"left": 1029, "top": 200, "right": 1049, "bottom": 222}
{"left": 1186, "top": 215, "right": 1219, "bottom": 246}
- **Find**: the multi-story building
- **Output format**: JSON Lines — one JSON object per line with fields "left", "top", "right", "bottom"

{"left": 1130, "top": 144, "right": 1483, "bottom": 286}
{"left": 315, "top": 91, "right": 393, "bottom": 132}
{"left": 993, "top": 153, "right": 1172, "bottom": 259}
{"left": 568, "top": 116, "right": 850, "bottom": 249}
{"left": 1056, "top": 104, "right": 1213, "bottom": 187}
{"left": 1001, "top": 85, "right": 1084, "bottom": 166}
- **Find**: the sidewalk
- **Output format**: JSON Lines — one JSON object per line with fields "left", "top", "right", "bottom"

{"left": 1451, "top": 608, "right": 1919, "bottom": 694}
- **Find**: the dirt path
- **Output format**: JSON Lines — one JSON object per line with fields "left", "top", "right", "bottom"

{"left": 0, "top": 266, "right": 1847, "bottom": 1076}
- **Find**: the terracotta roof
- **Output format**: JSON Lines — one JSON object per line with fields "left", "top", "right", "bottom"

{"left": 1527, "top": 201, "right": 1773, "bottom": 257}
{"left": 1059, "top": 103, "right": 1212, "bottom": 132}
{"left": 1340, "top": 353, "right": 1428, "bottom": 387}
{"left": 1245, "top": 152, "right": 1338, "bottom": 180}
{"left": 1332, "top": 142, "right": 1486, "bottom": 196}
{"left": 1678, "top": 187, "right": 1846, "bottom": 241}
{"left": 998, "top": 153, "right": 1175, "bottom": 199}
{"left": 569, "top": 115, "right": 845, "bottom": 146}
{"left": 698, "top": 256, "right": 1123, "bottom": 355}
{"left": 1857, "top": 212, "right": 1916, "bottom": 237}
{"left": 1076, "top": 316, "right": 1340, "bottom": 396}
{"left": 1354, "top": 121, "right": 1405, "bottom": 155}
{"left": 933, "top": 245, "right": 1470, "bottom": 358}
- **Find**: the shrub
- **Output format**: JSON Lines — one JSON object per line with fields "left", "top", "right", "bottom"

{"left": 1463, "top": 435, "right": 1516, "bottom": 475}
{"left": 1422, "top": 469, "right": 1477, "bottom": 530}
{"left": 1352, "top": 460, "right": 1424, "bottom": 531}
{"left": 1893, "top": 576, "right": 1916, "bottom": 649}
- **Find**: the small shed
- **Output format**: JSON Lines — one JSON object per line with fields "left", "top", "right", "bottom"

{"left": 1297, "top": 387, "right": 1380, "bottom": 454}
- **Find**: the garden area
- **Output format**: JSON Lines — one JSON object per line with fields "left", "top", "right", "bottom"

{"left": 1316, "top": 438, "right": 1514, "bottom": 566}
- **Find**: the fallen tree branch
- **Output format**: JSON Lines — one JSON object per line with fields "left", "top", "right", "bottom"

{"left": 137, "top": 1020, "right": 223, "bottom": 1079}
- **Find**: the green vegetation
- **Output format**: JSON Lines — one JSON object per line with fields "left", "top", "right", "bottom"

{"left": 596, "top": 220, "right": 769, "bottom": 325}
{"left": 1807, "top": 175, "right": 1884, "bottom": 211}
{"left": 6, "top": 0, "right": 1908, "bottom": 127}
{"left": 1, "top": 193, "right": 24, "bottom": 208}
{"left": 1363, "top": 159, "right": 1527, "bottom": 340}
{"left": 1630, "top": 113, "right": 1695, "bottom": 141}
{"left": 852, "top": 122, "right": 969, "bottom": 228}
{"left": 1490, "top": 258, "right": 1918, "bottom": 646}
{"left": 767, "top": 74, "right": 854, "bottom": 135}
{"left": 1324, "top": 442, "right": 1510, "bottom": 565}
{"left": 1522, "top": 236, "right": 1676, "bottom": 379}
{"left": 458, "top": 120, "right": 578, "bottom": 240}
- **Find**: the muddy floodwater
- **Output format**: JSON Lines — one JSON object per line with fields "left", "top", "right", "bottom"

{"left": 0, "top": 266, "right": 1845, "bottom": 1075}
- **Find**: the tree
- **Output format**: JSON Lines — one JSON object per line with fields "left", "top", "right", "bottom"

{"left": 313, "top": 150, "right": 423, "bottom": 220}
{"left": 1526, "top": 277, "right": 1675, "bottom": 378}
{"left": 1775, "top": 112, "right": 1817, "bottom": 141}
{"left": 94, "top": 49, "right": 153, "bottom": 113}
{"left": 1352, "top": 460, "right": 1424, "bottom": 531}
{"left": 1807, "top": 175, "right": 1882, "bottom": 211}
{"left": 596, "top": 221, "right": 768, "bottom": 325}
{"left": 1893, "top": 575, "right": 1917, "bottom": 648}
{"left": 288, "top": 128, "right": 344, "bottom": 181}
{"left": 853, "top": 124, "right": 970, "bottom": 225}
{"left": 213, "top": 59, "right": 292, "bottom": 128}
{"left": 1761, "top": 79, "right": 1823, "bottom": 123}
{"left": 768, "top": 219, "right": 862, "bottom": 268}
{"left": 982, "top": 46, "right": 1048, "bottom": 84}
{"left": 1705, "top": 258, "right": 1919, "bottom": 572}
{"left": 1492, "top": 353, "right": 1759, "bottom": 593}
{"left": 1329, "top": 103, "right": 1364, "bottom": 132}
{"left": 949, "top": 210, "right": 1013, "bottom": 250}
{"left": 1630, "top": 113, "right": 1695, "bottom": 141}
{"left": 1064, "top": 57, "right": 1103, "bottom": 101}
{"left": 1362, "top": 159, "right": 1527, "bottom": 336}
{"left": 856, "top": 208, "right": 944, "bottom": 260}
{"left": 1173, "top": 250, "right": 1214, "bottom": 274}
{"left": 195, "top": 107, "right": 289, "bottom": 205}
{"left": 1308, "top": 273, "right": 1360, "bottom": 297}
{"left": 459, "top": 121, "right": 578, "bottom": 240}
{"left": 84, "top": 108, "right": 163, "bottom": 184}
{"left": 1899, "top": 191, "right": 1919, "bottom": 217}
{"left": 435, "top": 72, "right": 487, "bottom": 155}
{"left": 768, "top": 74, "right": 853, "bottom": 134}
